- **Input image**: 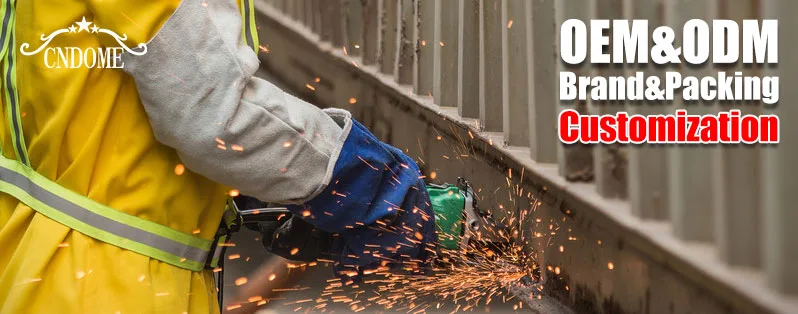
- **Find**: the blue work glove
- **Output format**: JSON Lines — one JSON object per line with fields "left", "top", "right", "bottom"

{"left": 285, "top": 120, "right": 437, "bottom": 279}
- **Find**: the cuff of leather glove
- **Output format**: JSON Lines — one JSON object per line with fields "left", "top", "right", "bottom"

{"left": 285, "top": 119, "right": 438, "bottom": 275}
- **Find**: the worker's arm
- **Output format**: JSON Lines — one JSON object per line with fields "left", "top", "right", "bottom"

{"left": 119, "top": 0, "right": 437, "bottom": 272}
{"left": 120, "top": 0, "right": 346, "bottom": 204}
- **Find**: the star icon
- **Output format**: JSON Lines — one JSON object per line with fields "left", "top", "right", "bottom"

{"left": 68, "top": 25, "right": 77, "bottom": 33}
{"left": 75, "top": 16, "right": 92, "bottom": 33}
{"left": 91, "top": 25, "right": 99, "bottom": 33}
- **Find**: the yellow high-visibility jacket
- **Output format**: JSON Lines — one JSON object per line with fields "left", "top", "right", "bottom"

{"left": 0, "top": 0, "right": 351, "bottom": 313}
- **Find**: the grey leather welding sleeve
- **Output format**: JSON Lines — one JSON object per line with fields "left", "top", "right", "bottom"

{"left": 122, "top": 0, "right": 352, "bottom": 204}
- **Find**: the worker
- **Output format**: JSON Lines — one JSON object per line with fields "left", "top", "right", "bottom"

{"left": 0, "top": 0, "right": 436, "bottom": 313}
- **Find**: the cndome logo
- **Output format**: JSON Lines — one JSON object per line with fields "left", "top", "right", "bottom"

{"left": 20, "top": 16, "right": 147, "bottom": 69}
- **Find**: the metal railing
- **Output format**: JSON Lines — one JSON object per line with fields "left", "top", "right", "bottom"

{"left": 256, "top": 0, "right": 797, "bottom": 312}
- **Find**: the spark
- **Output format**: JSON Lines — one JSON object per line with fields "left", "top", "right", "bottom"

{"left": 290, "top": 248, "right": 300, "bottom": 255}
{"left": 192, "top": 228, "right": 201, "bottom": 235}
{"left": 229, "top": 190, "right": 240, "bottom": 197}
{"left": 283, "top": 141, "right": 292, "bottom": 148}
{"left": 235, "top": 277, "right": 248, "bottom": 286}
{"left": 607, "top": 262, "right": 614, "bottom": 270}
{"left": 17, "top": 278, "right": 41, "bottom": 285}
{"left": 260, "top": 126, "right": 560, "bottom": 313}
{"left": 282, "top": 191, "right": 541, "bottom": 313}
{"left": 349, "top": 97, "right": 358, "bottom": 104}
{"left": 226, "top": 304, "right": 241, "bottom": 310}
{"left": 174, "top": 164, "right": 185, "bottom": 175}
{"left": 229, "top": 254, "right": 241, "bottom": 260}
{"left": 58, "top": 242, "right": 69, "bottom": 248}
{"left": 357, "top": 156, "right": 379, "bottom": 171}
{"left": 306, "top": 84, "right": 316, "bottom": 91}
{"left": 231, "top": 144, "right": 244, "bottom": 152}
{"left": 507, "top": 20, "right": 514, "bottom": 29}
{"left": 258, "top": 45, "right": 270, "bottom": 53}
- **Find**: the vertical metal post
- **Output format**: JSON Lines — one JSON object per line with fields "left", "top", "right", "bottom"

{"left": 303, "top": 0, "right": 312, "bottom": 30}
{"left": 625, "top": 0, "right": 669, "bottom": 219}
{"left": 333, "top": 0, "right": 346, "bottom": 47}
{"left": 362, "top": 0, "right": 383, "bottom": 65}
{"left": 439, "top": 0, "right": 460, "bottom": 108}
{"left": 305, "top": 0, "right": 314, "bottom": 30}
{"left": 712, "top": 0, "right": 761, "bottom": 267}
{"left": 479, "top": 0, "right": 503, "bottom": 132}
{"left": 554, "top": 0, "right": 594, "bottom": 179}
{"left": 527, "top": 0, "right": 557, "bottom": 163}
{"left": 762, "top": 0, "right": 798, "bottom": 296}
{"left": 416, "top": 0, "right": 441, "bottom": 100}
{"left": 285, "top": 0, "right": 296, "bottom": 23}
{"left": 458, "top": 0, "right": 480, "bottom": 118}
{"left": 344, "top": 0, "right": 364, "bottom": 58}
{"left": 397, "top": 0, "right": 417, "bottom": 86}
{"left": 665, "top": 0, "right": 716, "bottom": 242}
{"left": 311, "top": 0, "right": 323, "bottom": 35}
{"left": 320, "top": 0, "right": 345, "bottom": 46}
{"left": 590, "top": 0, "right": 627, "bottom": 199}
{"left": 381, "top": 0, "right": 401, "bottom": 76}
{"left": 502, "top": 0, "right": 529, "bottom": 146}
{"left": 320, "top": 0, "right": 334, "bottom": 42}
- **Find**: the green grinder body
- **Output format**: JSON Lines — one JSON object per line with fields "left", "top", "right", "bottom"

{"left": 426, "top": 184, "right": 465, "bottom": 250}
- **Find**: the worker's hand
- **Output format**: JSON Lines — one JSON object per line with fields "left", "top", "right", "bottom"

{"left": 283, "top": 119, "right": 437, "bottom": 279}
